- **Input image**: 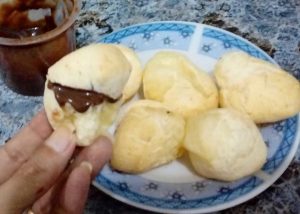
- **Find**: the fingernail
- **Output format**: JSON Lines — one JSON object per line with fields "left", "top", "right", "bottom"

{"left": 80, "top": 161, "right": 93, "bottom": 174}
{"left": 46, "top": 128, "right": 75, "bottom": 153}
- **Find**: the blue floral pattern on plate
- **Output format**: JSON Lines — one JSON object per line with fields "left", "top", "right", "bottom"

{"left": 101, "top": 22, "right": 195, "bottom": 51}
{"left": 93, "top": 21, "right": 300, "bottom": 214}
{"left": 200, "top": 27, "right": 271, "bottom": 61}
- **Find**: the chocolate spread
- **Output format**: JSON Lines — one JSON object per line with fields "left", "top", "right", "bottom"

{"left": 48, "top": 81, "right": 119, "bottom": 113}
{"left": 0, "top": 0, "right": 57, "bottom": 38}
{"left": 0, "top": 0, "right": 77, "bottom": 96}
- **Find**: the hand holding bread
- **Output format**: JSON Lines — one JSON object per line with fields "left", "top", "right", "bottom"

{"left": 44, "top": 44, "right": 142, "bottom": 146}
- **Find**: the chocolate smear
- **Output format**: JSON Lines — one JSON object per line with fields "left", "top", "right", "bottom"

{"left": 48, "top": 81, "right": 119, "bottom": 113}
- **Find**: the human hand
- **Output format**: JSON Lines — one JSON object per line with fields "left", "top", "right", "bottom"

{"left": 0, "top": 110, "right": 112, "bottom": 214}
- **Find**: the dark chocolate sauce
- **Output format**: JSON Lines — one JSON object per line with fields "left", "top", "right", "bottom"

{"left": 0, "top": 0, "right": 57, "bottom": 38}
{"left": 48, "top": 81, "right": 119, "bottom": 113}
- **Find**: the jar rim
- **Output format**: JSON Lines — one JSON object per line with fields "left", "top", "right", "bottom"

{"left": 0, "top": 0, "right": 81, "bottom": 46}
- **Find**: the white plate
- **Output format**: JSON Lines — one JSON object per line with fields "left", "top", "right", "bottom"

{"left": 93, "top": 21, "right": 300, "bottom": 214}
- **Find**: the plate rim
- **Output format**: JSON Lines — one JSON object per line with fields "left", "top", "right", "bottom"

{"left": 100, "top": 20, "right": 277, "bottom": 64}
{"left": 93, "top": 21, "right": 300, "bottom": 214}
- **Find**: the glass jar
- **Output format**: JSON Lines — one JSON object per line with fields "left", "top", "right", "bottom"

{"left": 0, "top": 0, "right": 80, "bottom": 96}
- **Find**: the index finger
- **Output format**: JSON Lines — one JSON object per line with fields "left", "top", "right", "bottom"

{"left": 0, "top": 110, "right": 53, "bottom": 183}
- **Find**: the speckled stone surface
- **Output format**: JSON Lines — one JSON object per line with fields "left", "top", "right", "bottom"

{"left": 1, "top": 0, "right": 300, "bottom": 213}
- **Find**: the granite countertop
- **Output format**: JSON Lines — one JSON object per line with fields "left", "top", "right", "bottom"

{"left": 1, "top": 0, "right": 300, "bottom": 213}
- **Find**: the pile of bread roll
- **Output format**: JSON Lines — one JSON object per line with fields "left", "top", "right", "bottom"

{"left": 44, "top": 44, "right": 300, "bottom": 182}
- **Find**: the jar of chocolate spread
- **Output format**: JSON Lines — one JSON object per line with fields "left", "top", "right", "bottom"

{"left": 0, "top": 0, "right": 80, "bottom": 96}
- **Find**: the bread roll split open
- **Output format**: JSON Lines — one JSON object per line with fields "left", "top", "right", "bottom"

{"left": 44, "top": 44, "right": 142, "bottom": 146}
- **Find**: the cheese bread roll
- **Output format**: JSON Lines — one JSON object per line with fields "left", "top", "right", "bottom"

{"left": 214, "top": 51, "right": 300, "bottom": 123}
{"left": 111, "top": 100, "right": 185, "bottom": 173}
{"left": 44, "top": 44, "right": 132, "bottom": 146}
{"left": 184, "top": 108, "right": 267, "bottom": 181}
{"left": 115, "top": 45, "right": 143, "bottom": 102}
{"left": 143, "top": 52, "right": 218, "bottom": 118}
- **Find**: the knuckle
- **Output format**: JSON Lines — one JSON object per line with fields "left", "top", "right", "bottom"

{"left": 3, "top": 144, "right": 28, "bottom": 164}
{"left": 21, "top": 158, "right": 48, "bottom": 178}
